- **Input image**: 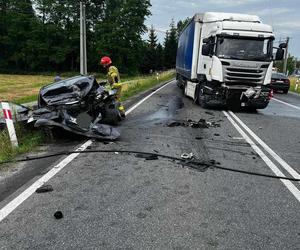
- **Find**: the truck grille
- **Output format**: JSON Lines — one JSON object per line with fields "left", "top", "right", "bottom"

{"left": 224, "top": 67, "right": 266, "bottom": 85}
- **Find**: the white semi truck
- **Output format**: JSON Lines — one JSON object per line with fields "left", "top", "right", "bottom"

{"left": 176, "top": 12, "right": 286, "bottom": 109}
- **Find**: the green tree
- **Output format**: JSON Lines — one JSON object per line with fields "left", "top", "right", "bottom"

{"left": 0, "top": 0, "right": 151, "bottom": 74}
{"left": 156, "top": 43, "right": 164, "bottom": 70}
{"left": 163, "top": 20, "right": 177, "bottom": 69}
{"left": 96, "top": 0, "right": 151, "bottom": 74}
{"left": 141, "top": 25, "right": 158, "bottom": 73}
{"left": 176, "top": 17, "right": 190, "bottom": 40}
{"left": 274, "top": 54, "right": 297, "bottom": 75}
{"left": 0, "top": 0, "right": 9, "bottom": 70}
{"left": 0, "top": 0, "right": 41, "bottom": 71}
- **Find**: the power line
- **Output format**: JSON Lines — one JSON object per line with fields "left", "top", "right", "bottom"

{"left": 0, "top": 149, "right": 299, "bottom": 182}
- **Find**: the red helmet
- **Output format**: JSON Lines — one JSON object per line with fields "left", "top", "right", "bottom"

{"left": 100, "top": 56, "right": 112, "bottom": 66}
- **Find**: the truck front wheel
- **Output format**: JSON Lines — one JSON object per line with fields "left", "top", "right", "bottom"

{"left": 198, "top": 85, "right": 208, "bottom": 108}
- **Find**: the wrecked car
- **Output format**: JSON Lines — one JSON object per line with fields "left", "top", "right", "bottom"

{"left": 27, "top": 75, "right": 121, "bottom": 140}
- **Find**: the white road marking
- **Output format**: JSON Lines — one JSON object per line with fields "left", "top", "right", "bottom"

{"left": 0, "top": 140, "right": 93, "bottom": 222}
{"left": 224, "top": 111, "right": 300, "bottom": 203}
{"left": 125, "top": 80, "right": 174, "bottom": 115}
{"left": 0, "top": 79, "right": 175, "bottom": 223}
{"left": 229, "top": 111, "right": 300, "bottom": 180}
{"left": 272, "top": 98, "right": 300, "bottom": 111}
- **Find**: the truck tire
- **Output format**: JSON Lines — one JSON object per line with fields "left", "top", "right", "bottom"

{"left": 198, "top": 85, "right": 208, "bottom": 108}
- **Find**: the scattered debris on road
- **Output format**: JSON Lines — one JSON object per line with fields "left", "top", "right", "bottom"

{"left": 166, "top": 118, "right": 220, "bottom": 129}
{"left": 35, "top": 185, "right": 53, "bottom": 193}
{"left": 181, "top": 152, "right": 194, "bottom": 160}
{"left": 1, "top": 149, "right": 299, "bottom": 182}
{"left": 54, "top": 211, "right": 63, "bottom": 220}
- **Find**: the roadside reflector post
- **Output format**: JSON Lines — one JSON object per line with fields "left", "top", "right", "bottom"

{"left": 295, "top": 78, "right": 299, "bottom": 91}
{"left": 1, "top": 102, "right": 18, "bottom": 147}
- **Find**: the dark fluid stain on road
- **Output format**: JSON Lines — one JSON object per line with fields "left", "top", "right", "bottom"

{"left": 146, "top": 96, "right": 184, "bottom": 121}
{"left": 136, "top": 212, "right": 147, "bottom": 219}
{"left": 120, "top": 96, "right": 185, "bottom": 129}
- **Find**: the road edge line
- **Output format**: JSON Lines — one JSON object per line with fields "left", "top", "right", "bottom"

{"left": 272, "top": 97, "right": 300, "bottom": 111}
{"left": 228, "top": 111, "right": 300, "bottom": 180}
{"left": 125, "top": 79, "right": 174, "bottom": 115}
{"left": 0, "top": 140, "right": 93, "bottom": 222}
{"left": 223, "top": 111, "right": 300, "bottom": 203}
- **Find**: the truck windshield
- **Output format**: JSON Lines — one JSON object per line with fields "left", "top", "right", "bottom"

{"left": 216, "top": 37, "right": 273, "bottom": 62}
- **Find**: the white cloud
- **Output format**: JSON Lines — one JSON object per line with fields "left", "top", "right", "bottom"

{"left": 208, "top": 0, "right": 260, "bottom": 6}
{"left": 147, "top": 26, "right": 168, "bottom": 34}
{"left": 275, "top": 22, "right": 300, "bottom": 30}
{"left": 249, "top": 8, "right": 292, "bottom": 17}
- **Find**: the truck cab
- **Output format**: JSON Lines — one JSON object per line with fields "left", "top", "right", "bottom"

{"left": 176, "top": 12, "right": 285, "bottom": 109}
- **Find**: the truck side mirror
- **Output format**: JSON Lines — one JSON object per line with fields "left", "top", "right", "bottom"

{"left": 202, "top": 44, "right": 210, "bottom": 56}
{"left": 275, "top": 48, "right": 284, "bottom": 61}
{"left": 279, "top": 43, "right": 287, "bottom": 49}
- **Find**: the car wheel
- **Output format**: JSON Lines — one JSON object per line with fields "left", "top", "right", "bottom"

{"left": 283, "top": 89, "right": 289, "bottom": 94}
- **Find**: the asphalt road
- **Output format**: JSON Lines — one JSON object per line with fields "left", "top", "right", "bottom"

{"left": 0, "top": 81, "right": 299, "bottom": 249}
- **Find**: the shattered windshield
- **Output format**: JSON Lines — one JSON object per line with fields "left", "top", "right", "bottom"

{"left": 216, "top": 37, "right": 273, "bottom": 61}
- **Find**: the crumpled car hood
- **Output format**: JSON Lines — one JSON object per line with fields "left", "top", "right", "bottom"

{"left": 38, "top": 76, "right": 98, "bottom": 107}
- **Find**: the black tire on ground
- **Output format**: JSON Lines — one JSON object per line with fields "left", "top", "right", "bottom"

{"left": 244, "top": 106, "right": 257, "bottom": 113}
{"left": 103, "top": 109, "right": 121, "bottom": 126}
{"left": 283, "top": 89, "right": 289, "bottom": 94}
{"left": 227, "top": 98, "right": 241, "bottom": 112}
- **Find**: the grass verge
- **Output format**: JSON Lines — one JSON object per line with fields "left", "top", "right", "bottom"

{"left": 289, "top": 77, "right": 300, "bottom": 94}
{"left": 120, "top": 70, "right": 175, "bottom": 101}
{"left": 0, "top": 125, "right": 44, "bottom": 165}
{"left": 0, "top": 71, "right": 174, "bottom": 103}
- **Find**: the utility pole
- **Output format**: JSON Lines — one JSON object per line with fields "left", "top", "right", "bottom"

{"left": 80, "top": 2, "right": 87, "bottom": 75}
{"left": 283, "top": 37, "right": 289, "bottom": 76}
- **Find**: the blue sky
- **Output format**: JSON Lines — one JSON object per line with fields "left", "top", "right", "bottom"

{"left": 145, "top": 0, "right": 300, "bottom": 58}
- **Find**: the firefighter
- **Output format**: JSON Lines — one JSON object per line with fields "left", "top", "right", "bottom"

{"left": 100, "top": 56, "right": 125, "bottom": 117}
